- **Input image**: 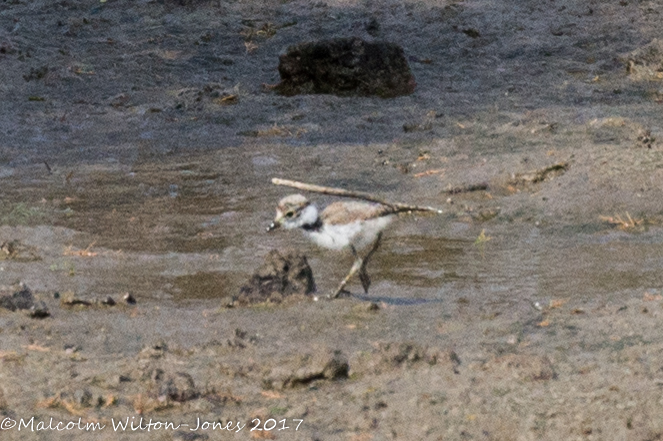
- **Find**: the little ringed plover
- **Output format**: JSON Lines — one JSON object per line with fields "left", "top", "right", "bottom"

{"left": 268, "top": 193, "right": 435, "bottom": 298}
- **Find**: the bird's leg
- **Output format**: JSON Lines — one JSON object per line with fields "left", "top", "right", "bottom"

{"left": 358, "top": 232, "right": 382, "bottom": 293}
{"left": 330, "top": 246, "right": 363, "bottom": 299}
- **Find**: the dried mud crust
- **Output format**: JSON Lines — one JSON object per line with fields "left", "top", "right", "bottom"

{"left": 3, "top": 294, "right": 663, "bottom": 440}
{"left": 1, "top": 0, "right": 663, "bottom": 440}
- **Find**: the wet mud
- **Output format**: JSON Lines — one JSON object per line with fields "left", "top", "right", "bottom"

{"left": 1, "top": 0, "right": 663, "bottom": 439}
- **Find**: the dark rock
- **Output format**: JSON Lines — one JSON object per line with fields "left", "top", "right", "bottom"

{"left": 238, "top": 249, "right": 315, "bottom": 305}
{"left": 275, "top": 37, "right": 416, "bottom": 98}
{"left": 158, "top": 372, "right": 199, "bottom": 402}
{"left": 263, "top": 348, "right": 349, "bottom": 390}
{"left": 0, "top": 283, "right": 35, "bottom": 311}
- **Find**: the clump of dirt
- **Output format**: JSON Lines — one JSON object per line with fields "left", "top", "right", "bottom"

{"left": 263, "top": 347, "right": 349, "bottom": 390}
{"left": 0, "top": 283, "right": 49, "bottom": 319}
{"left": 276, "top": 38, "right": 416, "bottom": 97}
{"left": 351, "top": 342, "right": 460, "bottom": 376}
{"left": 237, "top": 249, "right": 315, "bottom": 305}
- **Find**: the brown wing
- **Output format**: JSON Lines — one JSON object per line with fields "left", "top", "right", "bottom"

{"left": 320, "top": 201, "right": 393, "bottom": 225}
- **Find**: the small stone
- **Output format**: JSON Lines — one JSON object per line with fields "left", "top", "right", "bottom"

{"left": 64, "top": 344, "right": 81, "bottom": 354}
{"left": 101, "top": 296, "right": 116, "bottom": 306}
{"left": 123, "top": 292, "right": 136, "bottom": 304}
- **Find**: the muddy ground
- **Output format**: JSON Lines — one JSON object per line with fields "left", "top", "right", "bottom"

{"left": 1, "top": 0, "right": 663, "bottom": 440}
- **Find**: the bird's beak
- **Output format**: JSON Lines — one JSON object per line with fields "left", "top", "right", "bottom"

{"left": 267, "top": 215, "right": 283, "bottom": 232}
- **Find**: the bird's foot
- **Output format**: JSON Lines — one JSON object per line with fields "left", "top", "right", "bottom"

{"left": 329, "top": 287, "right": 352, "bottom": 299}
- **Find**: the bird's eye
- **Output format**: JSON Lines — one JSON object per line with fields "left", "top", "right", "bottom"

{"left": 285, "top": 211, "right": 295, "bottom": 218}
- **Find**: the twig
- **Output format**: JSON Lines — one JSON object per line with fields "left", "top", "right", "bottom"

{"left": 510, "top": 162, "right": 569, "bottom": 185}
{"left": 271, "top": 178, "right": 442, "bottom": 214}
{"left": 599, "top": 212, "right": 643, "bottom": 230}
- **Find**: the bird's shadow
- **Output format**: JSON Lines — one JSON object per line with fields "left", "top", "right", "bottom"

{"left": 348, "top": 292, "right": 443, "bottom": 306}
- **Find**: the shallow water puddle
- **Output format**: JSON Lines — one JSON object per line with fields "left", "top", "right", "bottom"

{"left": 1, "top": 159, "right": 662, "bottom": 316}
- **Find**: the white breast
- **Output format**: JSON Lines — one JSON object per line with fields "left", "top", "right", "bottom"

{"left": 305, "top": 215, "right": 393, "bottom": 251}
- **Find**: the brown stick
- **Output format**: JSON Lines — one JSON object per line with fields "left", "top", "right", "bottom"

{"left": 271, "top": 178, "right": 442, "bottom": 214}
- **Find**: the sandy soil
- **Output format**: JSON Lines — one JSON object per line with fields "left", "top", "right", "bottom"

{"left": 1, "top": 0, "right": 663, "bottom": 440}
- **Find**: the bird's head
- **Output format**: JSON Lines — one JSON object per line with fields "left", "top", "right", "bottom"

{"left": 267, "top": 194, "right": 314, "bottom": 232}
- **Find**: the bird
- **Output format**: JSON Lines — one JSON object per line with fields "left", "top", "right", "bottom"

{"left": 267, "top": 193, "right": 435, "bottom": 298}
